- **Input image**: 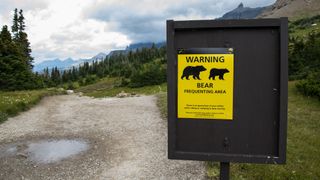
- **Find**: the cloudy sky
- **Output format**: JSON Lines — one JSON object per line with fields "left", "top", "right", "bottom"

{"left": 0, "top": 0, "right": 275, "bottom": 63}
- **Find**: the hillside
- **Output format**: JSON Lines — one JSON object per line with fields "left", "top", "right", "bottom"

{"left": 258, "top": 0, "right": 320, "bottom": 20}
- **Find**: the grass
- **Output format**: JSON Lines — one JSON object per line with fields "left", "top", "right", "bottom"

{"left": 209, "top": 82, "right": 320, "bottom": 179}
{"left": 75, "top": 77, "right": 167, "bottom": 98}
{"left": 155, "top": 82, "right": 320, "bottom": 179}
{"left": 0, "top": 88, "right": 65, "bottom": 123}
{"left": 156, "top": 92, "right": 167, "bottom": 120}
{"left": 0, "top": 77, "right": 167, "bottom": 124}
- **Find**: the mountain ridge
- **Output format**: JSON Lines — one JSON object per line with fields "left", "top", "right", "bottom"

{"left": 33, "top": 53, "right": 107, "bottom": 72}
{"left": 258, "top": 0, "right": 320, "bottom": 20}
{"left": 219, "top": 2, "right": 268, "bottom": 19}
{"left": 33, "top": 42, "right": 165, "bottom": 72}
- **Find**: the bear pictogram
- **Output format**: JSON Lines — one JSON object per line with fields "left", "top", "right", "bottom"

{"left": 209, "top": 68, "right": 229, "bottom": 80}
{"left": 181, "top": 65, "right": 207, "bottom": 80}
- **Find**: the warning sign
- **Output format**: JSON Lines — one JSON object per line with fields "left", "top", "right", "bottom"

{"left": 177, "top": 48, "right": 234, "bottom": 120}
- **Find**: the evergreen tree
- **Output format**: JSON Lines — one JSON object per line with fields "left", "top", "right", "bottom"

{"left": 11, "top": 8, "right": 19, "bottom": 40}
{"left": 0, "top": 25, "right": 12, "bottom": 44}
{"left": 17, "top": 31, "right": 33, "bottom": 69}
{"left": 0, "top": 9, "right": 40, "bottom": 90}
{"left": 18, "top": 9, "right": 26, "bottom": 32}
{"left": 15, "top": 9, "right": 33, "bottom": 69}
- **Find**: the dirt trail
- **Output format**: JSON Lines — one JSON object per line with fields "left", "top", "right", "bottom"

{"left": 0, "top": 95, "right": 206, "bottom": 179}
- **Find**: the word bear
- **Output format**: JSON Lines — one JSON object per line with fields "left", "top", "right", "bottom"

{"left": 181, "top": 65, "right": 207, "bottom": 80}
{"left": 209, "top": 68, "right": 229, "bottom": 80}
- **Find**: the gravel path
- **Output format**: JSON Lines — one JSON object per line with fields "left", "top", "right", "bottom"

{"left": 0, "top": 95, "right": 206, "bottom": 179}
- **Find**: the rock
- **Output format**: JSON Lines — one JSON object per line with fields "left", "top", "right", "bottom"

{"left": 17, "top": 153, "right": 28, "bottom": 158}
{"left": 17, "top": 144, "right": 28, "bottom": 151}
{"left": 78, "top": 92, "right": 83, "bottom": 96}
{"left": 116, "top": 91, "right": 130, "bottom": 98}
{"left": 66, "top": 90, "right": 74, "bottom": 94}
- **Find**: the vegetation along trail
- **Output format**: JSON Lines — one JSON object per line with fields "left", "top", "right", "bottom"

{"left": 0, "top": 94, "right": 206, "bottom": 179}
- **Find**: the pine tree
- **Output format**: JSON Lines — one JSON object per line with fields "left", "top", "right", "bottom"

{"left": 0, "top": 25, "right": 31, "bottom": 90}
{"left": 16, "top": 9, "right": 33, "bottom": 69}
{"left": 0, "top": 9, "right": 41, "bottom": 90}
{"left": 18, "top": 9, "right": 26, "bottom": 32}
{"left": 0, "top": 25, "right": 12, "bottom": 44}
{"left": 17, "top": 31, "right": 33, "bottom": 68}
{"left": 11, "top": 8, "right": 19, "bottom": 40}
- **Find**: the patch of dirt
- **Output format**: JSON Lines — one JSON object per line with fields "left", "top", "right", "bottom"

{"left": 0, "top": 95, "right": 206, "bottom": 179}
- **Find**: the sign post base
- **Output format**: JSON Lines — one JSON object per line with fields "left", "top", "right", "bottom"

{"left": 220, "top": 162, "right": 230, "bottom": 180}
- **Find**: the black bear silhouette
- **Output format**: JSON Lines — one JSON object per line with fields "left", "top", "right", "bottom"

{"left": 181, "top": 66, "right": 207, "bottom": 80}
{"left": 209, "top": 68, "right": 229, "bottom": 80}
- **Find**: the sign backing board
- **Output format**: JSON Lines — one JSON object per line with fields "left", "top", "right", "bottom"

{"left": 177, "top": 48, "right": 234, "bottom": 120}
{"left": 167, "top": 18, "right": 288, "bottom": 164}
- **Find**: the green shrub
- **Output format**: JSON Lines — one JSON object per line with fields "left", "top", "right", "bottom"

{"left": 129, "top": 62, "right": 166, "bottom": 88}
{"left": 119, "top": 78, "right": 130, "bottom": 87}
{"left": 289, "top": 31, "right": 320, "bottom": 80}
{"left": 66, "top": 81, "right": 80, "bottom": 90}
{"left": 0, "top": 111, "right": 8, "bottom": 123}
{"left": 296, "top": 71, "right": 320, "bottom": 100}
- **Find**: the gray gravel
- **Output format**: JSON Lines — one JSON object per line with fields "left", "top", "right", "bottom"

{"left": 0, "top": 95, "right": 206, "bottom": 179}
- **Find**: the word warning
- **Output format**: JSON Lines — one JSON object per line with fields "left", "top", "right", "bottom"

{"left": 177, "top": 48, "right": 234, "bottom": 120}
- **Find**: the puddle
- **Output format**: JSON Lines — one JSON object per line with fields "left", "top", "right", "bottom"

{"left": 27, "top": 139, "right": 89, "bottom": 164}
{"left": 0, "top": 139, "right": 89, "bottom": 164}
{"left": 0, "top": 144, "right": 17, "bottom": 158}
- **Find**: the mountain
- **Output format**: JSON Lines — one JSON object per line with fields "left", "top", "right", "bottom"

{"left": 33, "top": 42, "right": 165, "bottom": 72}
{"left": 126, "top": 42, "right": 165, "bottom": 51}
{"left": 107, "top": 42, "right": 165, "bottom": 57}
{"left": 33, "top": 58, "right": 78, "bottom": 72}
{"left": 258, "top": 0, "right": 320, "bottom": 20}
{"left": 219, "top": 3, "right": 268, "bottom": 19}
{"left": 108, "top": 50, "right": 126, "bottom": 57}
{"left": 91, "top": 52, "right": 107, "bottom": 61}
{"left": 33, "top": 53, "right": 106, "bottom": 72}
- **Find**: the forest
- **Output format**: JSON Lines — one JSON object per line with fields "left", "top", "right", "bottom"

{"left": 0, "top": 9, "right": 319, "bottom": 100}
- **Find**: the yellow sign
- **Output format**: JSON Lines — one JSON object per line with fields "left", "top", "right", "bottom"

{"left": 177, "top": 50, "right": 234, "bottom": 120}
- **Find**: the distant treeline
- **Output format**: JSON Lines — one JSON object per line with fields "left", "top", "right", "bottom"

{"left": 44, "top": 46, "right": 167, "bottom": 89}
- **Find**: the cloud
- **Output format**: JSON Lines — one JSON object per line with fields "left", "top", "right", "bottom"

{"left": 1, "top": 0, "right": 131, "bottom": 62}
{"left": 85, "top": 0, "right": 276, "bottom": 42}
{"left": 0, "top": 0, "right": 276, "bottom": 63}
{"left": 0, "top": 0, "right": 48, "bottom": 13}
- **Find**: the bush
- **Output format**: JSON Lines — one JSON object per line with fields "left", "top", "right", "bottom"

{"left": 289, "top": 31, "right": 320, "bottom": 80}
{"left": 0, "top": 111, "right": 8, "bottom": 123}
{"left": 119, "top": 78, "right": 130, "bottom": 87}
{"left": 129, "top": 62, "right": 166, "bottom": 88}
{"left": 78, "top": 76, "right": 98, "bottom": 86}
{"left": 66, "top": 82, "right": 79, "bottom": 90}
{"left": 296, "top": 71, "right": 320, "bottom": 100}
